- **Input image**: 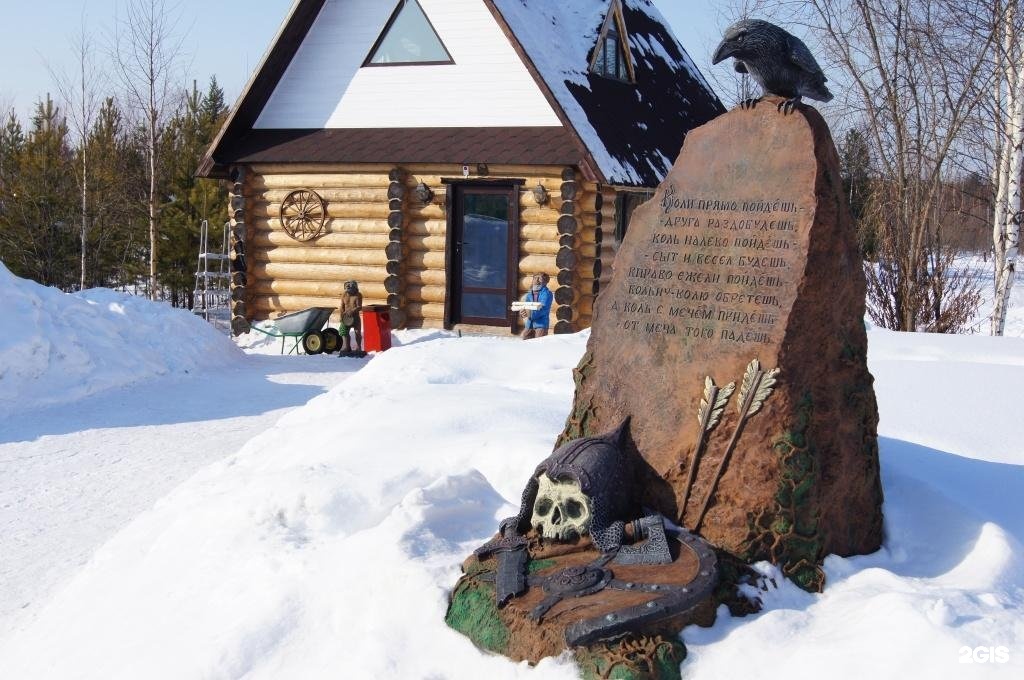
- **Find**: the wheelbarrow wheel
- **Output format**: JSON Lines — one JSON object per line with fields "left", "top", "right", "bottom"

{"left": 301, "top": 331, "right": 325, "bottom": 355}
{"left": 322, "top": 328, "right": 340, "bottom": 354}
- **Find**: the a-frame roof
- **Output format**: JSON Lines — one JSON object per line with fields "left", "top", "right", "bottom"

{"left": 199, "top": 0, "right": 723, "bottom": 187}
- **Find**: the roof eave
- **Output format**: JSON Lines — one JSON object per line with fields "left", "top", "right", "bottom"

{"left": 197, "top": 0, "right": 327, "bottom": 178}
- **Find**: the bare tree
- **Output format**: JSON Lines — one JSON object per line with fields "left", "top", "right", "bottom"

{"left": 749, "top": 0, "right": 997, "bottom": 332}
{"left": 111, "top": 0, "right": 185, "bottom": 300}
{"left": 51, "top": 13, "right": 105, "bottom": 291}
{"left": 990, "top": 0, "right": 1023, "bottom": 335}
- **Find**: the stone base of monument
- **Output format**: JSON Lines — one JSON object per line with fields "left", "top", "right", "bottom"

{"left": 446, "top": 529, "right": 719, "bottom": 679}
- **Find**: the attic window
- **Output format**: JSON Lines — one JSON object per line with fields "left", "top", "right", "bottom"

{"left": 365, "top": 0, "right": 453, "bottom": 66}
{"left": 593, "top": 29, "right": 630, "bottom": 81}
{"left": 589, "top": 0, "right": 635, "bottom": 83}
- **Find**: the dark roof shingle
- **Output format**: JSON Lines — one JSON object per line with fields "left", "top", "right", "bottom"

{"left": 220, "top": 126, "right": 583, "bottom": 167}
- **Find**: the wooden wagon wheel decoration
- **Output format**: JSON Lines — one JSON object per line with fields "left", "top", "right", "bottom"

{"left": 280, "top": 189, "right": 327, "bottom": 242}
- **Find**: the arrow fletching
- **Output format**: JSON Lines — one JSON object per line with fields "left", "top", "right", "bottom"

{"left": 737, "top": 359, "right": 761, "bottom": 414}
{"left": 696, "top": 377, "right": 713, "bottom": 427}
{"left": 697, "top": 377, "right": 735, "bottom": 432}
{"left": 709, "top": 381, "right": 735, "bottom": 430}
{"left": 747, "top": 368, "right": 780, "bottom": 417}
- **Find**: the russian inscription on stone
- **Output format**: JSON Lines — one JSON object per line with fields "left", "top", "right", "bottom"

{"left": 615, "top": 189, "right": 799, "bottom": 349}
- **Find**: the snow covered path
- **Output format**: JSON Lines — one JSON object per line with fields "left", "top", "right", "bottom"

{"left": 0, "top": 353, "right": 364, "bottom": 639}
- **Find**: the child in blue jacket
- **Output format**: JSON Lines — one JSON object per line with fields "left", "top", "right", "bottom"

{"left": 521, "top": 273, "right": 553, "bottom": 339}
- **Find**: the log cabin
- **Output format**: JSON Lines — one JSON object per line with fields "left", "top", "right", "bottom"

{"left": 198, "top": 0, "right": 723, "bottom": 335}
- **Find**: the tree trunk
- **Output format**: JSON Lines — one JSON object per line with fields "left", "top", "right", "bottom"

{"left": 992, "top": 3, "right": 1023, "bottom": 335}
{"left": 81, "top": 147, "right": 87, "bottom": 291}
{"left": 148, "top": 105, "right": 157, "bottom": 300}
{"left": 992, "top": 66, "right": 1023, "bottom": 335}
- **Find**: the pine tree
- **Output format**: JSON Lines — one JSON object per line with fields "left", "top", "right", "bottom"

{"left": 159, "top": 77, "right": 229, "bottom": 308}
{"left": 0, "top": 110, "right": 25, "bottom": 225}
{"left": 0, "top": 97, "right": 77, "bottom": 288}
{"left": 840, "top": 128, "right": 874, "bottom": 258}
{"left": 87, "top": 97, "right": 148, "bottom": 289}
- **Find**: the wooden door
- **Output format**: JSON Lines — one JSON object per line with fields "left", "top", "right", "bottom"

{"left": 447, "top": 184, "right": 519, "bottom": 327}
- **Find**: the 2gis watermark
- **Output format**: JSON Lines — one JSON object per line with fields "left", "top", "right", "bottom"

{"left": 958, "top": 646, "right": 1010, "bottom": 664}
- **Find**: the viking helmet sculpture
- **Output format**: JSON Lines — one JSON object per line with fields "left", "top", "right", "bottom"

{"left": 505, "top": 419, "right": 635, "bottom": 553}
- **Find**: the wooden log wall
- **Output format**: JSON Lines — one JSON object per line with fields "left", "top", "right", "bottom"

{"left": 228, "top": 167, "right": 251, "bottom": 336}
{"left": 387, "top": 169, "right": 408, "bottom": 328}
{"left": 402, "top": 170, "right": 446, "bottom": 326}
{"left": 234, "top": 162, "right": 667, "bottom": 334}
{"left": 246, "top": 168, "right": 394, "bottom": 324}
{"left": 242, "top": 164, "right": 572, "bottom": 331}
{"left": 574, "top": 181, "right": 617, "bottom": 330}
{"left": 552, "top": 168, "right": 579, "bottom": 335}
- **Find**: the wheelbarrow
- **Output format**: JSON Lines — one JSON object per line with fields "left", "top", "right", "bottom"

{"left": 249, "top": 307, "right": 341, "bottom": 355}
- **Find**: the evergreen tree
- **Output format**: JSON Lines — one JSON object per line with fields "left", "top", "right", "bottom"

{"left": 200, "top": 76, "right": 225, "bottom": 130}
{"left": 87, "top": 97, "right": 148, "bottom": 289}
{"left": 840, "top": 128, "right": 875, "bottom": 258}
{"left": 159, "top": 77, "right": 229, "bottom": 308}
{"left": 0, "top": 110, "right": 26, "bottom": 223}
{"left": 0, "top": 97, "right": 77, "bottom": 287}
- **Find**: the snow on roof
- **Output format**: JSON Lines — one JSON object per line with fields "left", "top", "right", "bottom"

{"left": 492, "top": 0, "right": 723, "bottom": 186}
{"left": 201, "top": 0, "right": 724, "bottom": 184}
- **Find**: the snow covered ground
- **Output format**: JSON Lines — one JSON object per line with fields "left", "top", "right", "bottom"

{"left": 0, "top": 265, "right": 364, "bottom": 640}
{"left": 0, "top": 262, "right": 1022, "bottom": 679}
{"left": 0, "top": 353, "right": 363, "bottom": 640}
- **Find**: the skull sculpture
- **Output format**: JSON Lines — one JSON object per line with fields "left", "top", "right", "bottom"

{"left": 532, "top": 474, "right": 593, "bottom": 540}
{"left": 503, "top": 419, "right": 636, "bottom": 552}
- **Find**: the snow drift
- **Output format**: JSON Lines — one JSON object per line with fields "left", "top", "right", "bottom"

{"left": 1, "top": 327, "right": 1021, "bottom": 679}
{"left": 0, "top": 262, "right": 241, "bottom": 412}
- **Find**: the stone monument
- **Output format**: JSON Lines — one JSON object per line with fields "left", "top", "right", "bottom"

{"left": 560, "top": 96, "right": 883, "bottom": 592}
{"left": 447, "top": 97, "right": 884, "bottom": 678}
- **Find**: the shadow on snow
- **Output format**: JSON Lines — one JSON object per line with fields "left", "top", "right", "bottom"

{"left": 0, "top": 355, "right": 368, "bottom": 445}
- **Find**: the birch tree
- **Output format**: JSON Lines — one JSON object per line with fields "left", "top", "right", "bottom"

{"left": 112, "top": 0, "right": 185, "bottom": 300}
{"left": 52, "top": 15, "right": 105, "bottom": 290}
{"left": 990, "top": 0, "right": 1024, "bottom": 336}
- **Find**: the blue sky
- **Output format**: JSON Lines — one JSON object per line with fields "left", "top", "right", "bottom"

{"left": 0, "top": 0, "right": 722, "bottom": 122}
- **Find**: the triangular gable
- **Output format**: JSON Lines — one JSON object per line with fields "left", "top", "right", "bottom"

{"left": 254, "top": 0, "right": 561, "bottom": 130}
{"left": 199, "top": 0, "right": 722, "bottom": 185}
{"left": 365, "top": 0, "right": 453, "bottom": 65}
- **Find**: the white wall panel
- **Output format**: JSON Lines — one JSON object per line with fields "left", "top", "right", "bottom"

{"left": 256, "top": 0, "right": 562, "bottom": 129}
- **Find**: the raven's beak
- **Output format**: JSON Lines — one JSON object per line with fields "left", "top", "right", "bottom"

{"left": 712, "top": 39, "right": 735, "bottom": 65}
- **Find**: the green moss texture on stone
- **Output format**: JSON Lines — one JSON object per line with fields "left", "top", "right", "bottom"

{"left": 575, "top": 637, "right": 686, "bottom": 680}
{"left": 445, "top": 577, "right": 509, "bottom": 655}
{"left": 528, "top": 558, "right": 557, "bottom": 574}
{"left": 744, "top": 392, "right": 826, "bottom": 592}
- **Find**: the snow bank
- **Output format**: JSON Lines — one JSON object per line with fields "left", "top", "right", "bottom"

{"left": 1, "top": 329, "right": 1022, "bottom": 679}
{"left": 0, "top": 263, "right": 241, "bottom": 412}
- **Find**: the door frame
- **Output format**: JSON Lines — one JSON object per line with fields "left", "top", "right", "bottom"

{"left": 442, "top": 179, "right": 524, "bottom": 329}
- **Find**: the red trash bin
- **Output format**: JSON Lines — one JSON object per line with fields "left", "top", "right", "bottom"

{"left": 360, "top": 305, "right": 392, "bottom": 352}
